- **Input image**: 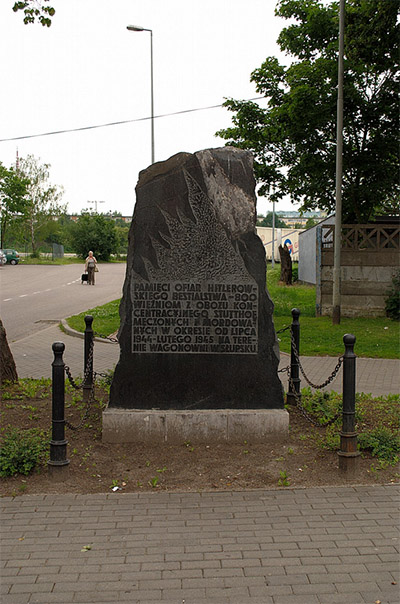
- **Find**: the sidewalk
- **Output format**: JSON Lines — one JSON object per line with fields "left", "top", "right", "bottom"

{"left": 1, "top": 484, "right": 399, "bottom": 604}
{"left": 8, "top": 323, "right": 400, "bottom": 397}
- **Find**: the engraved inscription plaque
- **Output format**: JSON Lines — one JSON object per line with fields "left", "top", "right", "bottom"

{"left": 132, "top": 280, "right": 258, "bottom": 354}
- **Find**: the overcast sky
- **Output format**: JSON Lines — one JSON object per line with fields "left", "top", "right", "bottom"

{"left": 0, "top": 0, "right": 299, "bottom": 217}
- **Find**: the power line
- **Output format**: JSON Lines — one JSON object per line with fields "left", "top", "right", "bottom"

{"left": 0, "top": 97, "right": 265, "bottom": 143}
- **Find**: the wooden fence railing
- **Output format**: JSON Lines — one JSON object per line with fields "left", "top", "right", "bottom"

{"left": 322, "top": 224, "right": 400, "bottom": 250}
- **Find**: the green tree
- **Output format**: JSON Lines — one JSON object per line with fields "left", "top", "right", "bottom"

{"left": 18, "top": 155, "right": 66, "bottom": 256}
{"left": 305, "top": 217, "right": 318, "bottom": 229}
{"left": 13, "top": 0, "right": 55, "bottom": 27}
{"left": 217, "top": 0, "right": 399, "bottom": 223}
{"left": 256, "top": 212, "right": 287, "bottom": 228}
{"left": 115, "top": 224, "right": 130, "bottom": 255}
{"left": 69, "top": 213, "right": 118, "bottom": 261}
{"left": 0, "top": 163, "right": 28, "bottom": 248}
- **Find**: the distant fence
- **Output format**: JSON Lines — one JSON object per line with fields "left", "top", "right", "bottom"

{"left": 52, "top": 243, "right": 64, "bottom": 259}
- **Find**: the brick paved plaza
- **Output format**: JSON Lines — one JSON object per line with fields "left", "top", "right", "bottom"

{"left": 1, "top": 484, "right": 399, "bottom": 603}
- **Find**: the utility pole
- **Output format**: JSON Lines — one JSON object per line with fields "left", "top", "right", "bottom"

{"left": 271, "top": 185, "right": 276, "bottom": 268}
{"left": 332, "top": 0, "right": 345, "bottom": 325}
{"left": 88, "top": 200, "right": 105, "bottom": 213}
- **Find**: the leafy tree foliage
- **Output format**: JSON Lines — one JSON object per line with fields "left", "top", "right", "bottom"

{"left": 0, "top": 163, "right": 28, "bottom": 248}
{"left": 256, "top": 212, "right": 287, "bottom": 228}
{"left": 13, "top": 0, "right": 55, "bottom": 27}
{"left": 305, "top": 217, "right": 318, "bottom": 229}
{"left": 18, "top": 155, "right": 66, "bottom": 256}
{"left": 217, "top": 0, "right": 399, "bottom": 223}
{"left": 114, "top": 224, "right": 130, "bottom": 255}
{"left": 69, "top": 213, "right": 119, "bottom": 261}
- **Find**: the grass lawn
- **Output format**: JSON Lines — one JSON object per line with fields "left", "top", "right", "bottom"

{"left": 267, "top": 266, "right": 399, "bottom": 359}
{"left": 65, "top": 265, "right": 400, "bottom": 359}
{"left": 65, "top": 299, "right": 121, "bottom": 337}
{"left": 20, "top": 256, "right": 84, "bottom": 265}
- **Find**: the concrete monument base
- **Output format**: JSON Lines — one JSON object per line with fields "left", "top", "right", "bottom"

{"left": 102, "top": 407, "right": 289, "bottom": 444}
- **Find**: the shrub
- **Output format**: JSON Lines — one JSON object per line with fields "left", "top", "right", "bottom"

{"left": 0, "top": 428, "right": 49, "bottom": 477}
{"left": 301, "top": 388, "right": 341, "bottom": 424}
{"left": 358, "top": 427, "right": 400, "bottom": 464}
{"left": 385, "top": 270, "right": 400, "bottom": 321}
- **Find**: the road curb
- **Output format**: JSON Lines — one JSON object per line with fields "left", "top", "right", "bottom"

{"left": 60, "top": 319, "right": 117, "bottom": 344}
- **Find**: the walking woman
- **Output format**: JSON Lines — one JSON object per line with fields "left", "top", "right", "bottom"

{"left": 85, "top": 251, "right": 97, "bottom": 285}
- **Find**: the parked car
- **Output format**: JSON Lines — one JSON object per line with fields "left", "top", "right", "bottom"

{"left": 1, "top": 249, "right": 20, "bottom": 264}
{"left": 0, "top": 250, "right": 6, "bottom": 265}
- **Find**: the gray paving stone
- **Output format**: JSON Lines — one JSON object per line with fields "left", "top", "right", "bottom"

{"left": 273, "top": 595, "right": 319, "bottom": 603}
{"left": 316, "top": 594, "right": 366, "bottom": 603}
{"left": 2, "top": 594, "right": 31, "bottom": 604}
{"left": 1, "top": 484, "right": 398, "bottom": 603}
{"left": 292, "top": 582, "right": 337, "bottom": 595}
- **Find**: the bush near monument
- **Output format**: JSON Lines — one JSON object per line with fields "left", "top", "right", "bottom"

{"left": 385, "top": 270, "right": 400, "bottom": 321}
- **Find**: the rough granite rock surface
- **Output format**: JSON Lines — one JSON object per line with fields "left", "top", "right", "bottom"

{"left": 109, "top": 147, "right": 284, "bottom": 410}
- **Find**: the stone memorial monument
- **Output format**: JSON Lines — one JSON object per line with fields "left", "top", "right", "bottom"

{"left": 104, "top": 147, "right": 287, "bottom": 442}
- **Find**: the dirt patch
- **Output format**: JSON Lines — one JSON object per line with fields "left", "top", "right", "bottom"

{"left": 1, "top": 386, "right": 398, "bottom": 497}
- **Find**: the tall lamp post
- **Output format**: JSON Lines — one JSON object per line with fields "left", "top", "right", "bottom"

{"left": 127, "top": 24, "right": 155, "bottom": 165}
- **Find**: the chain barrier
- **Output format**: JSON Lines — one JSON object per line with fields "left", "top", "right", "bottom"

{"left": 290, "top": 327, "right": 343, "bottom": 390}
{"left": 284, "top": 366, "right": 341, "bottom": 427}
{"left": 277, "top": 319, "right": 343, "bottom": 426}
{"left": 65, "top": 382, "right": 96, "bottom": 431}
{"left": 63, "top": 339, "right": 95, "bottom": 431}
{"left": 64, "top": 339, "right": 94, "bottom": 390}
{"left": 276, "top": 325, "right": 291, "bottom": 335}
{"left": 93, "top": 370, "right": 114, "bottom": 385}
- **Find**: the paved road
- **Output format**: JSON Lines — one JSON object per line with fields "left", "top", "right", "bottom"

{"left": 0, "top": 263, "right": 127, "bottom": 342}
{"left": 1, "top": 484, "right": 399, "bottom": 604}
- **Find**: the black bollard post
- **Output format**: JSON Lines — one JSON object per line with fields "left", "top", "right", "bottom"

{"left": 286, "top": 308, "right": 301, "bottom": 405}
{"left": 338, "top": 334, "right": 360, "bottom": 475}
{"left": 83, "top": 315, "right": 94, "bottom": 402}
{"left": 48, "top": 342, "right": 70, "bottom": 480}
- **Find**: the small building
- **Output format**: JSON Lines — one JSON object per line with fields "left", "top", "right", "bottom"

{"left": 298, "top": 215, "right": 335, "bottom": 284}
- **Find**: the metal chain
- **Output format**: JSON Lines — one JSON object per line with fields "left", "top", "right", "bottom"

{"left": 286, "top": 368, "right": 341, "bottom": 427}
{"left": 290, "top": 328, "right": 343, "bottom": 389}
{"left": 64, "top": 339, "right": 95, "bottom": 390}
{"left": 93, "top": 331, "right": 118, "bottom": 343}
{"left": 62, "top": 339, "right": 96, "bottom": 430}
{"left": 65, "top": 380, "right": 96, "bottom": 431}
{"left": 276, "top": 325, "right": 291, "bottom": 335}
{"left": 94, "top": 371, "right": 114, "bottom": 384}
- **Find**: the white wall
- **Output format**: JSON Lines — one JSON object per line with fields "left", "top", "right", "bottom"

{"left": 256, "top": 227, "right": 303, "bottom": 262}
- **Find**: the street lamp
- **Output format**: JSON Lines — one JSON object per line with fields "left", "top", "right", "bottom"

{"left": 127, "top": 24, "right": 155, "bottom": 165}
